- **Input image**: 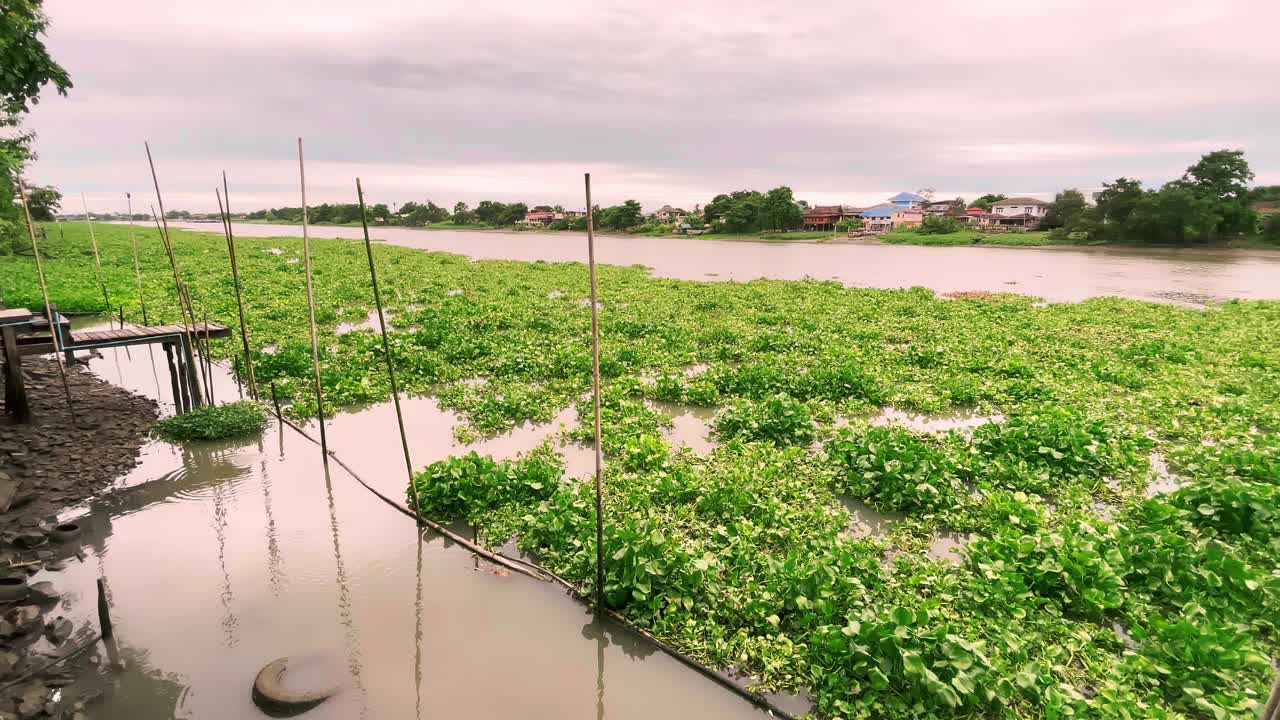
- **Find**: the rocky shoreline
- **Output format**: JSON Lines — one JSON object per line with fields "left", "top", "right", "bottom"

{"left": 0, "top": 357, "right": 157, "bottom": 719}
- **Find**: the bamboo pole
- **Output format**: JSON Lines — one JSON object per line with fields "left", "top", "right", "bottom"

{"left": 80, "top": 193, "right": 110, "bottom": 311}
{"left": 585, "top": 173, "right": 605, "bottom": 614}
{"left": 145, "top": 146, "right": 205, "bottom": 406}
{"left": 16, "top": 175, "right": 77, "bottom": 423}
{"left": 202, "top": 308, "right": 215, "bottom": 404}
{"left": 126, "top": 193, "right": 148, "bottom": 325}
{"left": 297, "top": 138, "right": 329, "bottom": 458}
{"left": 356, "top": 178, "right": 418, "bottom": 513}
{"left": 217, "top": 177, "right": 257, "bottom": 399}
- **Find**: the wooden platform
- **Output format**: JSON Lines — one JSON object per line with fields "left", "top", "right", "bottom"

{"left": 69, "top": 322, "right": 231, "bottom": 350}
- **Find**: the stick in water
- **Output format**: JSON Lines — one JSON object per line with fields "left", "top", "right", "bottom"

{"left": 297, "top": 138, "right": 329, "bottom": 458}
{"left": 145, "top": 145, "right": 204, "bottom": 405}
{"left": 584, "top": 173, "right": 605, "bottom": 614}
{"left": 218, "top": 176, "right": 258, "bottom": 399}
{"left": 125, "top": 193, "right": 148, "bottom": 324}
{"left": 80, "top": 193, "right": 110, "bottom": 311}
{"left": 17, "top": 175, "right": 77, "bottom": 423}
{"left": 356, "top": 178, "right": 418, "bottom": 514}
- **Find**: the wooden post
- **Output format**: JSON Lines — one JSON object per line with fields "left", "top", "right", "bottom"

{"left": 1, "top": 325, "right": 29, "bottom": 423}
{"left": 96, "top": 578, "right": 113, "bottom": 639}
{"left": 297, "top": 138, "right": 329, "bottom": 459}
{"left": 81, "top": 194, "right": 111, "bottom": 312}
{"left": 356, "top": 177, "right": 418, "bottom": 514}
{"left": 180, "top": 335, "right": 200, "bottom": 409}
{"left": 16, "top": 176, "right": 76, "bottom": 423}
{"left": 202, "top": 309, "right": 215, "bottom": 404}
{"left": 217, "top": 180, "right": 257, "bottom": 399}
{"left": 163, "top": 342, "right": 183, "bottom": 414}
{"left": 585, "top": 173, "right": 605, "bottom": 615}
{"left": 269, "top": 382, "right": 282, "bottom": 419}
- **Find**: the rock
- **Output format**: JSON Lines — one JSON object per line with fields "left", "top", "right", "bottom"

{"left": 26, "top": 582, "right": 57, "bottom": 604}
{"left": 0, "top": 606, "right": 42, "bottom": 638}
{"left": 0, "top": 474, "right": 15, "bottom": 514}
{"left": 43, "top": 561, "right": 64, "bottom": 572}
{"left": 44, "top": 617, "right": 73, "bottom": 644}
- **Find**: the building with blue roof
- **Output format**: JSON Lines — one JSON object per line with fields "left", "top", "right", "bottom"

{"left": 888, "top": 192, "right": 928, "bottom": 209}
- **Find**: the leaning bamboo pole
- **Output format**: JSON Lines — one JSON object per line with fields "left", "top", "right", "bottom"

{"left": 584, "top": 173, "right": 605, "bottom": 614}
{"left": 355, "top": 177, "right": 418, "bottom": 514}
{"left": 80, "top": 193, "right": 110, "bottom": 311}
{"left": 150, "top": 206, "right": 204, "bottom": 407}
{"left": 297, "top": 138, "right": 329, "bottom": 457}
{"left": 217, "top": 176, "right": 257, "bottom": 399}
{"left": 144, "top": 146, "right": 204, "bottom": 406}
{"left": 125, "top": 193, "right": 148, "bottom": 324}
{"left": 16, "top": 175, "right": 77, "bottom": 422}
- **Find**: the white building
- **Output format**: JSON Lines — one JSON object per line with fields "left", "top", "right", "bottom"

{"left": 990, "top": 197, "right": 1049, "bottom": 218}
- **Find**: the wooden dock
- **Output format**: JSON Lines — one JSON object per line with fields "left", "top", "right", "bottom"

{"left": 3, "top": 308, "right": 233, "bottom": 422}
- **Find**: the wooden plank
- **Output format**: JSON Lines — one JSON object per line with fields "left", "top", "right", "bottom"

{"left": 2, "top": 325, "right": 29, "bottom": 422}
{"left": 0, "top": 309, "right": 33, "bottom": 327}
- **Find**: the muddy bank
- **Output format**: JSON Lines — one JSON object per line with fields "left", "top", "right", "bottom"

{"left": 0, "top": 355, "right": 157, "bottom": 719}
{"left": 0, "top": 357, "right": 157, "bottom": 536}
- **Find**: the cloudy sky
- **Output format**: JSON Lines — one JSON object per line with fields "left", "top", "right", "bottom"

{"left": 24, "top": 0, "right": 1280, "bottom": 213}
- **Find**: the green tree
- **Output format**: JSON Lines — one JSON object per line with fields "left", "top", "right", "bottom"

{"left": 970, "top": 194, "right": 1005, "bottom": 211}
{"left": 1095, "top": 178, "right": 1144, "bottom": 233}
{"left": 1041, "top": 189, "right": 1088, "bottom": 230}
{"left": 497, "top": 202, "right": 528, "bottom": 227}
{"left": 917, "top": 215, "right": 964, "bottom": 235}
{"left": 757, "top": 186, "right": 804, "bottom": 231}
{"left": 368, "top": 203, "right": 390, "bottom": 224}
{"left": 835, "top": 217, "right": 864, "bottom": 232}
{"left": 1178, "top": 149, "right": 1255, "bottom": 236}
{"left": 2, "top": 0, "right": 72, "bottom": 253}
{"left": 596, "top": 200, "right": 643, "bottom": 230}
{"left": 21, "top": 183, "right": 59, "bottom": 220}
{"left": 473, "top": 200, "right": 506, "bottom": 225}
{"left": 452, "top": 201, "right": 472, "bottom": 224}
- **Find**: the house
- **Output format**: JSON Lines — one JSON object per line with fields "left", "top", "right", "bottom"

{"left": 522, "top": 211, "right": 558, "bottom": 226}
{"left": 924, "top": 200, "right": 960, "bottom": 215}
{"left": 989, "top": 197, "right": 1049, "bottom": 229}
{"left": 888, "top": 192, "right": 928, "bottom": 210}
{"left": 862, "top": 205, "right": 923, "bottom": 232}
{"left": 654, "top": 205, "right": 688, "bottom": 223}
{"left": 956, "top": 206, "right": 987, "bottom": 224}
{"left": 802, "top": 205, "right": 845, "bottom": 231}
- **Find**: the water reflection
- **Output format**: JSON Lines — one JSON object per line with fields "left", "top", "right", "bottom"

{"left": 321, "top": 462, "right": 368, "bottom": 716}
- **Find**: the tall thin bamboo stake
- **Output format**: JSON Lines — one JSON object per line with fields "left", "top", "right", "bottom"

{"left": 125, "top": 193, "right": 148, "bottom": 325}
{"left": 145, "top": 147, "right": 205, "bottom": 406}
{"left": 80, "top": 193, "right": 110, "bottom": 311}
{"left": 585, "top": 173, "right": 605, "bottom": 614}
{"left": 17, "top": 176, "right": 77, "bottom": 422}
{"left": 217, "top": 181, "right": 257, "bottom": 399}
{"left": 202, "top": 308, "right": 215, "bottom": 404}
{"left": 356, "top": 178, "right": 417, "bottom": 514}
{"left": 297, "top": 138, "right": 328, "bottom": 458}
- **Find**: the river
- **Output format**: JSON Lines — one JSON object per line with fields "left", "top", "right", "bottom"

{"left": 170, "top": 222, "right": 1280, "bottom": 304}
{"left": 47, "top": 327, "right": 780, "bottom": 719}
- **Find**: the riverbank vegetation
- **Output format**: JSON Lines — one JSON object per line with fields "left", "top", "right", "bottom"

{"left": 3, "top": 220, "right": 1278, "bottom": 718}
{"left": 152, "top": 400, "right": 267, "bottom": 442}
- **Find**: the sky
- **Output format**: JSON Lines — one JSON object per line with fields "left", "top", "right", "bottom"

{"left": 23, "top": 0, "right": 1280, "bottom": 214}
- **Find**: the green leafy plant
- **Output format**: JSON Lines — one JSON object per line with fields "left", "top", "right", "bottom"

{"left": 713, "top": 393, "right": 813, "bottom": 446}
{"left": 151, "top": 400, "right": 267, "bottom": 442}
{"left": 826, "top": 424, "right": 962, "bottom": 513}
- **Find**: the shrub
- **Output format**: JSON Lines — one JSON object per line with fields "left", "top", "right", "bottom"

{"left": 714, "top": 393, "right": 813, "bottom": 446}
{"left": 917, "top": 215, "right": 966, "bottom": 235}
{"left": 408, "top": 450, "right": 561, "bottom": 519}
{"left": 152, "top": 400, "right": 267, "bottom": 442}
{"left": 826, "top": 425, "right": 962, "bottom": 513}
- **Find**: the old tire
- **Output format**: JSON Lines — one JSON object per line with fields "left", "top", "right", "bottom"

{"left": 0, "top": 576, "right": 29, "bottom": 603}
{"left": 50, "top": 523, "right": 82, "bottom": 543}
{"left": 252, "top": 656, "right": 338, "bottom": 715}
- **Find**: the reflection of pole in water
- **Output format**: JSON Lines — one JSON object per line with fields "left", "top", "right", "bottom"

{"left": 596, "top": 624, "right": 606, "bottom": 720}
{"left": 145, "top": 345, "right": 164, "bottom": 408}
{"left": 414, "top": 529, "right": 424, "bottom": 720}
{"left": 323, "top": 463, "right": 368, "bottom": 714}
{"left": 207, "top": 449, "right": 239, "bottom": 647}
{"left": 260, "top": 457, "right": 284, "bottom": 596}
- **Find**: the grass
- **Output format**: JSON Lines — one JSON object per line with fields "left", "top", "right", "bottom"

{"left": 3, "top": 222, "right": 1279, "bottom": 718}
{"left": 151, "top": 400, "right": 268, "bottom": 441}
{"left": 879, "top": 229, "right": 1057, "bottom": 247}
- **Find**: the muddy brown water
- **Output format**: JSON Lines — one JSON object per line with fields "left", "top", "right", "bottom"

{"left": 41, "top": 329, "right": 773, "bottom": 719}
{"left": 170, "top": 222, "right": 1280, "bottom": 304}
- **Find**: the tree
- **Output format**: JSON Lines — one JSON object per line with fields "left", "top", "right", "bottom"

{"left": 473, "top": 200, "right": 505, "bottom": 225}
{"left": 835, "top": 217, "right": 863, "bottom": 232}
{"left": 1095, "top": 177, "right": 1144, "bottom": 233}
{"left": 917, "top": 215, "right": 965, "bottom": 235}
{"left": 970, "top": 194, "right": 1006, "bottom": 211}
{"left": 916, "top": 187, "right": 936, "bottom": 202}
{"left": 368, "top": 203, "right": 390, "bottom": 224}
{"left": 2, "top": 1, "right": 72, "bottom": 253}
{"left": 452, "top": 201, "right": 473, "bottom": 224}
{"left": 1178, "top": 149, "right": 1255, "bottom": 236}
{"left": 757, "top": 186, "right": 804, "bottom": 231}
{"left": 1041, "top": 189, "right": 1088, "bottom": 230}
{"left": 497, "top": 202, "right": 528, "bottom": 227}
{"left": 22, "top": 183, "right": 60, "bottom": 220}
{"left": 596, "top": 200, "right": 643, "bottom": 230}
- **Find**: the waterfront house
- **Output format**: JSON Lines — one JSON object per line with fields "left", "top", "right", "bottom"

{"left": 654, "top": 205, "right": 688, "bottom": 223}
{"left": 888, "top": 192, "right": 928, "bottom": 210}
{"left": 862, "top": 205, "right": 924, "bottom": 232}
{"left": 522, "top": 210, "right": 558, "bottom": 226}
{"left": 924, "top": 200, "right": 960, "bottom": 215}
{"left": 802, "top": 205, "right": 845, "bottom": 231}
{"left": 989, "top": 197, "right": 1049, "bottom": 229}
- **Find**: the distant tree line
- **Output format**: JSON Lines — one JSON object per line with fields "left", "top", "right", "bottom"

{"left": 1042, "top": 150, "right": 1277, "bottom": 244}
{"left": 704, "top": 187, "right": 804, "bottom": 233}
